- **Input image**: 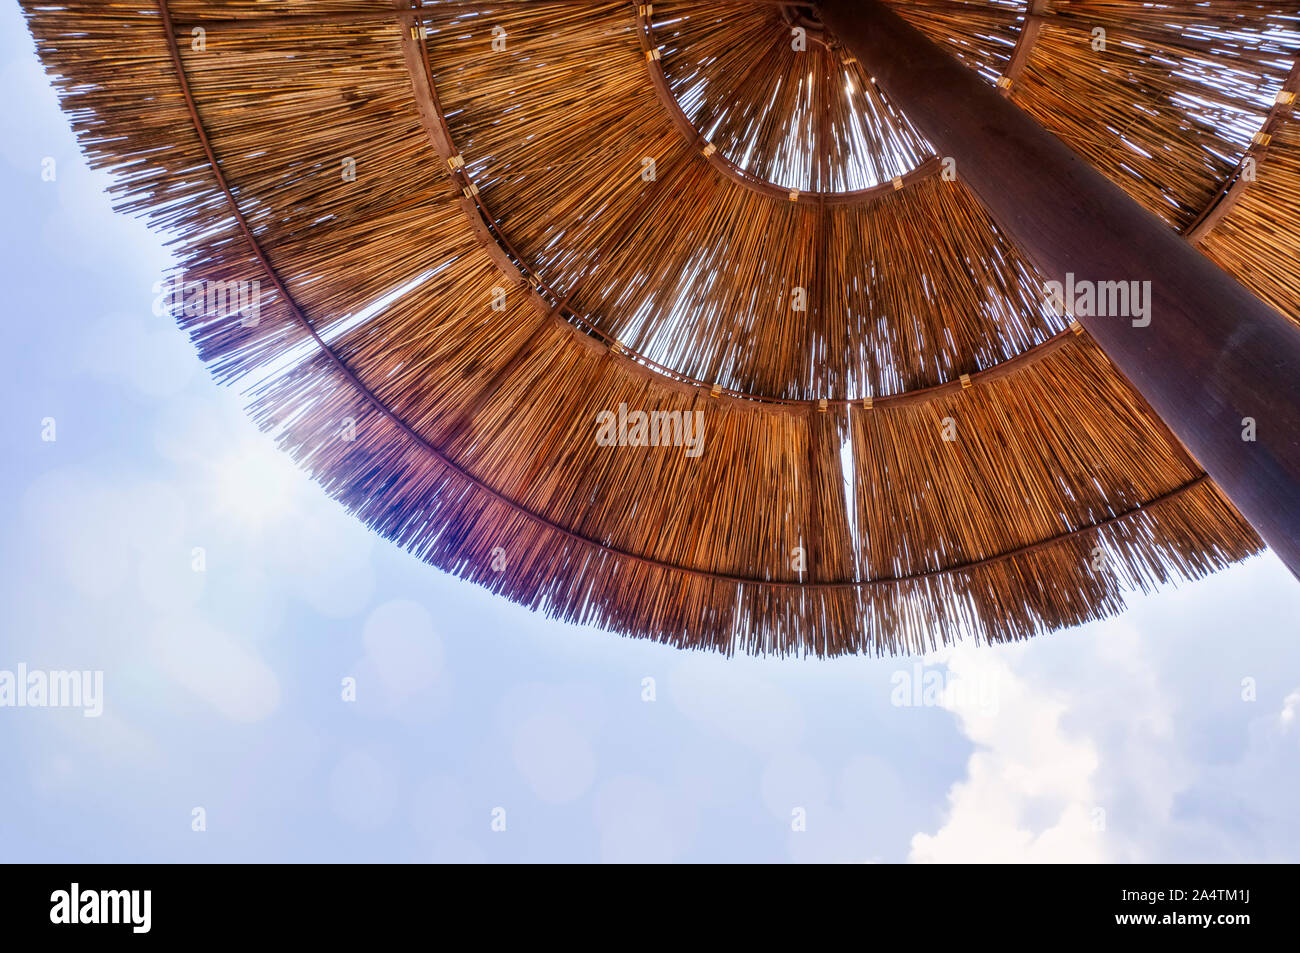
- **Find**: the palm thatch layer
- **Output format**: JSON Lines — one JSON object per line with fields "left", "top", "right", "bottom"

{"left": 23, "top": 0, "right": 1288, "bottom": 655}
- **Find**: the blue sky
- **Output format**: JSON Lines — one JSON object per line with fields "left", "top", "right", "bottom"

{"left": 2, "top": 4, "right": 1298, "bottom": 863}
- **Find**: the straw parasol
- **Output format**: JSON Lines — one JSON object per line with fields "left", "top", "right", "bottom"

{"left": 21, "top": 0, "right": 1300, "bottom": 656}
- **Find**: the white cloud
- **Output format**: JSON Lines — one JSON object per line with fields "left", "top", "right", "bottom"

{"left": 1280, "top": 690, "right": 1299, "bottom": 730}
{"left": 909, "top": 645, "right": 1107, "bottom": 863}
{"left": 1170, "top": 686, "right": 1300, "bottom": 861}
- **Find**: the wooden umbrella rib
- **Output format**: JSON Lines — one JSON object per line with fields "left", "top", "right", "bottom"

{"left": 153, "top": 0, "right": 1205, "bottom": 593}
{"left": 165, "top": 0, "right": 798, "bottom": 31}
{"left": 987, "top": 2, "right": 1298, "bottom": 244}
{"left": 825, "top": 0, "right": 1300, "bottom": 576}
{"left": 200, "top": 0, "right": 1286, "bottom": 256}
{"left": 1186, "top": 58, "right": 1300, "bottom": 244}
{"left": 856, "top": 474, "right": 1209, "bottom": 587}
{"left": 170, "top": 10, "right": 416, "bottom": 30}
{"left": 998, "top": 0, "right": 1047, "bottom": 94}
{"left": 397, "top": 4, "right": 1077, "bottom": 414}
{"left": 436, "top": 141, "right": 705, "bottom": 445}
{"left": 633, "top": 3, "right": 942, "bottom": 205}
{"left": 165, "top": 1, "right": 1081, "bottom": 416}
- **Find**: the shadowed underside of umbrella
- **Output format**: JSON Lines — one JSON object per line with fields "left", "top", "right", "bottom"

{"left": 23, "top": 0, "right": 1299, "bottom": 655}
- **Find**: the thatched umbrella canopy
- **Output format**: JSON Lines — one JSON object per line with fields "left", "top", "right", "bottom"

{"left": 22, "top": 0, "right": 1300, "bottom": 655}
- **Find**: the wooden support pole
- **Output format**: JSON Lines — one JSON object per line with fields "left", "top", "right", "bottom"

{"left": 819, "top": 0, "right": 1300, "bottom": 579}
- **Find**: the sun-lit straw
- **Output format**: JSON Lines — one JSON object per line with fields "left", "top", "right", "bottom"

{"left": 21, "top": 0, "right": 1282, "bottom": 656}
